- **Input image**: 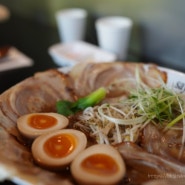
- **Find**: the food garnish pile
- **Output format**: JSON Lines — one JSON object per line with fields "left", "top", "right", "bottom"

{"left": 0, "top": 62, "right": 185, "bottom": 185}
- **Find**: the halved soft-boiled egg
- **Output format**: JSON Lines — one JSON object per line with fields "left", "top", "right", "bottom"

{"left": 31, "top": 129, "right": 87, "bottom": 169}
{"left": 70, "top": 144, "right": 126, "bottom": 185}
{"left": 17, "top": 113, "right": 69, "bottom": 139}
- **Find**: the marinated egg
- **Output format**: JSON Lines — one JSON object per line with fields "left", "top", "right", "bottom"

{"left": 17, "top": 113, "right": 69, "bottom": 139}
{"left": 31, "top": 129, "right": 87, "bottom": 169}
{"left": 70, "top": 144, "right": 126, "bottom": 185}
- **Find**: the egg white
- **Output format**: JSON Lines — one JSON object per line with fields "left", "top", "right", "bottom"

{"left": 31, "top": 129, "right": 87, "bottom": 169}
{"left": 70, "top": 144, "right": 126, "bottom": 185}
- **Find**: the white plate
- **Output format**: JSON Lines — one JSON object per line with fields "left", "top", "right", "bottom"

{"left": 159, "top": 66, "right": 185, "bottom": 93}
{"left": 48, "top": 41, "right": 117, "bottom": 67}
{"left": 2, "top": 65, "right": 185, "bottom": 185}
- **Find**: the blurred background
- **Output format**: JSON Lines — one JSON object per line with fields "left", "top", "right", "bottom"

{"left": 0, "top": 0, "right": 185, "bottom": 92}
{"left": 1, "top": 0, "right": 185, "bottom": 68}
{"left": 0, "top": 1, "right": 185, "bottom": 184}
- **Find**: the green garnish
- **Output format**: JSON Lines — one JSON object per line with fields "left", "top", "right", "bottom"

{"left": 56, "top": 100, "right": 74, "bottom": 116}
{"left": 165, "top": 112, "right": 185, "bottom": 129}
{"left": 56, "top": 87, "right": 106, "bottom": 116}
{"left": 128, "top": 87, "right": 180, "bottom": 124}
{"left": 72, "top": 76, "right": 185, "bottom": 144}
{"left": 128, "top": 85, "right": 185, "bottom": 147}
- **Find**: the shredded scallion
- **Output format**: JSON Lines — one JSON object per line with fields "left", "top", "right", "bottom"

{"left": 74, "top": 72, "right": 185, "bottom": 145}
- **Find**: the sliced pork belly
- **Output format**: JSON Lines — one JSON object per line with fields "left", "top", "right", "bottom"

{"left": 141, "top": 124, "right": 185, "bottom": 164}
{"left": 69, "top": 62, "right": 167, "bottom": 99}
{"left": 0, "top": 69, "right": 76, "bottom": 184}
{"left": 116, "top": 142, "right": 185, "bottom": 185}
{"left": 0, "top": 69, "right": 75, "bottom": 136}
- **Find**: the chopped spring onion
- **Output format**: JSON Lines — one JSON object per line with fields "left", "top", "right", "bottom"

{"left": 128, "top": 87, "right": 180, "bottom": 124}
{"left": 75, "top": 80, "right": 185, "bottom": 145}
{"left": 56, "top": 87, "right": 106, "bottom": 116}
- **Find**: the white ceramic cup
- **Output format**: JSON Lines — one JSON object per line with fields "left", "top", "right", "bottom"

{"left": 55, "top": 8, "right": 87, "bottom": 43}
{"left": 95, "top": 16, "right": 133, "bottom": 60}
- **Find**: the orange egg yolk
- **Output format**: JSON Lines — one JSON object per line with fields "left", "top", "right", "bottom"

{"left": 28, "top": 114, "right": 57, "bottom": 129}
{"left": 81, "top": 154, "right": 119, "bottom": 175}
{"left": 44, "top": 134, "right": 76, "bottom": 158}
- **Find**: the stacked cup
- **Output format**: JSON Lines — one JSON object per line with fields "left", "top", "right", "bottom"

{"left": 95, "top": 16, "right": 133, "bottom": 60}
{"left": 55, "top": 8, "right": 87, "bottom": 43}
{"left": 55, "top": 8, "right": 133, "bottom": 60}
